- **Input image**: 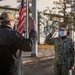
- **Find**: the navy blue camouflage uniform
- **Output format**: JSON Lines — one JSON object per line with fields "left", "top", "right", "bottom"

{"left": 45, "top": 33, "right": 74, "bottom": 75}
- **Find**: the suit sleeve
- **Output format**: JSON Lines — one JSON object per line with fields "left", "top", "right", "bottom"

{"left": 16, "top": 29, "right": 37, "bottom": 51}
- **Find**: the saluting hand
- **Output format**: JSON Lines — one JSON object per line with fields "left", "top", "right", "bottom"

{"left": 51, "top": 26, "right": 55, "bottom": 35}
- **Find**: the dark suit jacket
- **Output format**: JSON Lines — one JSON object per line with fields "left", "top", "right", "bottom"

{"left": 0, "top": 25, "right": 37, "bottom": 75}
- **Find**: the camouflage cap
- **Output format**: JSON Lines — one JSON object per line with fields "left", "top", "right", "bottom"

{"left": 59, "top": 25, "right": 67, "bottom": 30}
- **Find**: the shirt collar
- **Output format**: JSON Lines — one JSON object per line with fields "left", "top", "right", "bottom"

{"left": 0, "top": 25, "right": 12, "bottom": 29}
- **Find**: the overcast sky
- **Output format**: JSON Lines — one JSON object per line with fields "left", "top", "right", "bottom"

{"left": 37, "top": 0, "right": 54, "bottom": 11}
{"left": 0, "top": 0, "right": 70, "bottom": 13}
{"left": 0, "top": 0, "right": 55, "bottom": 10}
{"left": 0, "top": 0, "right": 18, "bottom": 8}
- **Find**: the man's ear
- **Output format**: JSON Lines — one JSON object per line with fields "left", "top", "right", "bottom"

{"left": 8, "top": 20, "right": 11, "bottom": 25}
{"left": 67, "top": 30, "right": 70, "bottom": 36}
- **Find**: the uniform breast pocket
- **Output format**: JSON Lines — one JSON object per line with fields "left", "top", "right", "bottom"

{"left": 66, "top": 43, "right": 71, "bottom": 49}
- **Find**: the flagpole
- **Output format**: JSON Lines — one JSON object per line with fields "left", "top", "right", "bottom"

{"left": 26, "top": 0, "right": 29, "bottom": 38}
{"left": 31, "top": 0, "right": 38, "bottom": 57}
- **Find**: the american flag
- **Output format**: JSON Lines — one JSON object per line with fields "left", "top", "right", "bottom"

{"left": 17, "top": 0, "right": 26, "bottom": 34}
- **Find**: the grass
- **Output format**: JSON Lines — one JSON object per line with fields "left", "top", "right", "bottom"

{"left": 38, "top": 44, "right": 54, "bottom": 50}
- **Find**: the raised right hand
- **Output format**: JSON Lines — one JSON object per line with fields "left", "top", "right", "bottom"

{"left": 51, "top": 26, "right": 55, "bottom": 34}
{"left": 29, "top": 17, "right": 35, "bottom": 29}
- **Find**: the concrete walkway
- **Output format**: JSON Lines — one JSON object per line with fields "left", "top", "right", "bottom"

{"left": 22, "top": 47, "right": 75, "bottom": 75}
{"left": 21, "top": 42, "right": 75, "bottom": 75}
{"left": 22, "top": 49, "right": 55, "bottom": 64}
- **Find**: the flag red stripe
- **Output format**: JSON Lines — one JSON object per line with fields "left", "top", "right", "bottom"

{"left": 18, "top": 12, "right": 24, "bottom": 26}
{"left": 18, "top": 10, "right": 25, "bottom": 26}
{"left": 18, "top": 18, "right": 24, "bottom": 29}
{"left": 18, "top": 24, "right": 24, "bottom": 31}
{"left": 18, "top": 25, "right": 24, "bottom": 33}
{"left": 17, "top": 23, "right": 24, "bottom": 34}
{"left": 17, "top": 0, "right": 26, "bottom": 34}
